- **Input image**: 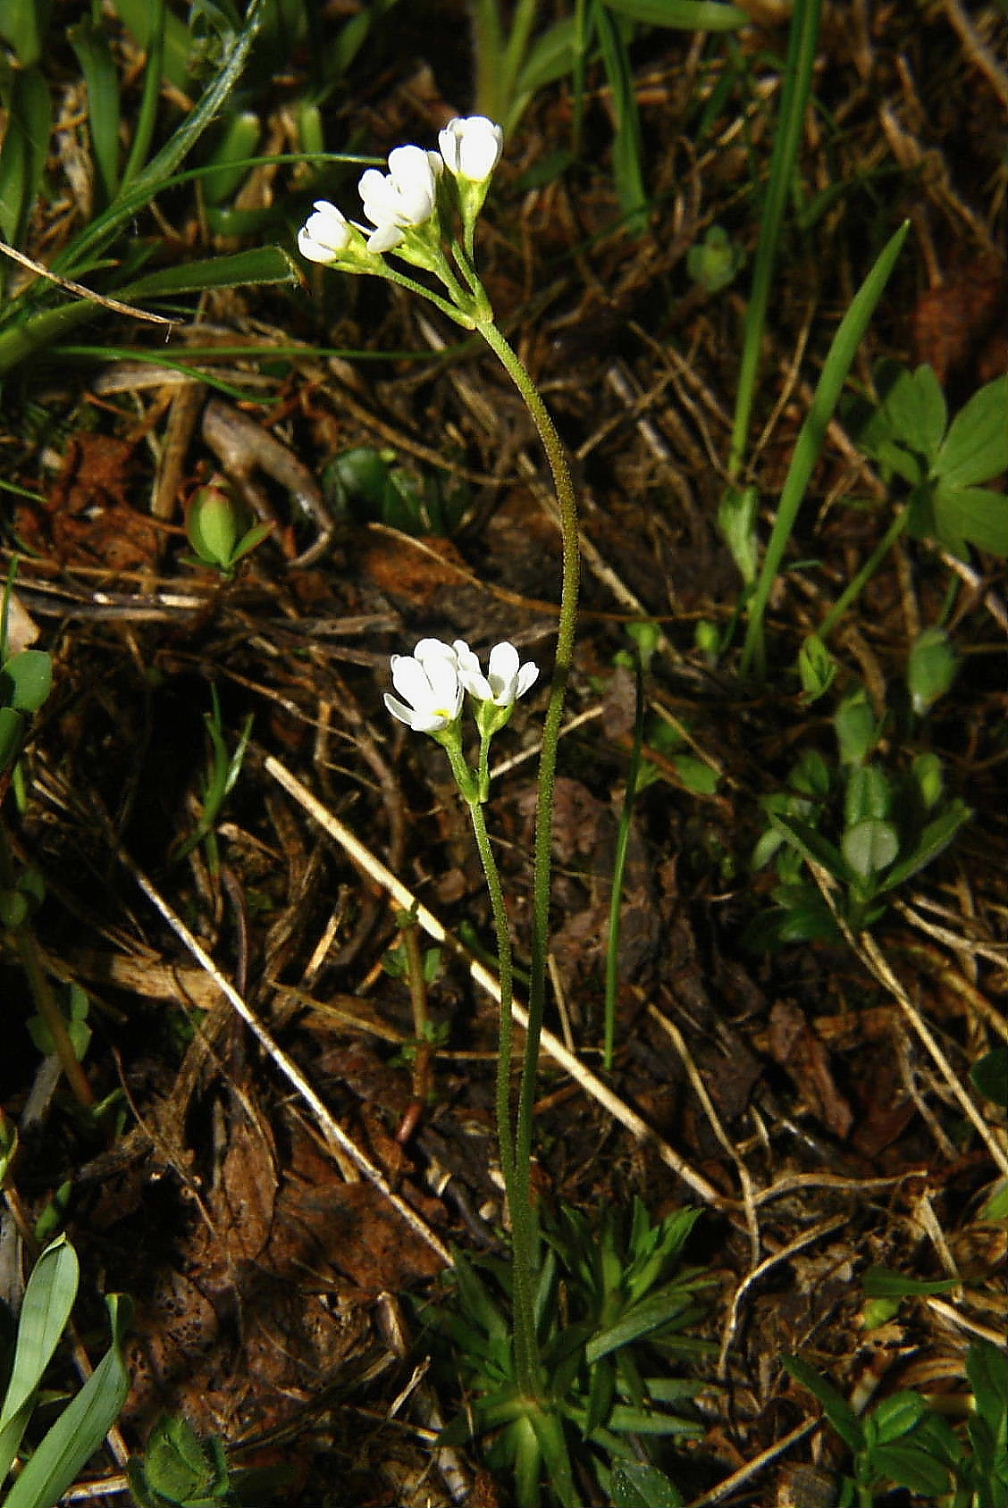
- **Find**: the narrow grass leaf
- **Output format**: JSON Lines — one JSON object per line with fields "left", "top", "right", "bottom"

{"left": 0, "top": 1238, "right": 79, "bottom": 1481}
{"left": 783, "top": 1354, "right": 863, "bottom": 1451}
{"left": 742, "top": 220, "right": 909, "bottom": 673}
{"left": 120, "top": 246, "right": 299, "bottom": 301}
{"left": 67, "top": 19, "right": 121, "bottom": 205}
{"left": 604, "top": 0, "right": 747, "bottom": 27}
{"left": 3, "top": 1294, "right": 131, "bottom": 1508}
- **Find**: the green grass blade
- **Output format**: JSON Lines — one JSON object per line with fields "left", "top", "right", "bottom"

{"left": 727, "top": 0, "right": 823, "bottom": 480}
{"left": 3, "top": 1294, "right": 131, "bottom": 1508}
{"left": 67, "top": 18, "right": 121, "bottom": 205}
{"left": 0, "top": 1238, "right": 79, "bottom": 1482}
{"left": 595, "top": 3, "right": 648, "bottom": 231}
{"left": 0, "top": 66, "right": 52, "bottom": 251}
{"left": 741, "top": 220, "right": 909, "bottom": 674}
{"left": 119, "top": 245, "right": 299, "bottom": 301}
{"left": 603, "top": 0, "right": 747, "bottom": 29}
{"left": 120, "top": 0, "right": 167, "bottom": 191}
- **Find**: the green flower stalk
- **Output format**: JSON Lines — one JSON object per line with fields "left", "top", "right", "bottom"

{"left": 298, "top": 120, "right": 581, "bottom": 1470}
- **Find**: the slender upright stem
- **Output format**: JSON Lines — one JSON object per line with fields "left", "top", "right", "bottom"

{"left": 463, "top": 797, "right": 545, "bottom": 1391}
{"left": 473, "top": 315, "right": 580, "bottom": 1395}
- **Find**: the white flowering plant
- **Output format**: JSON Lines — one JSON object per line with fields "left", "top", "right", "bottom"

{"left": 299, "top": 119, "right": 583, "bottom": 1505}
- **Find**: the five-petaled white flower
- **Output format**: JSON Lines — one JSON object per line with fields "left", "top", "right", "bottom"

{"left": 384, "top": 638, "right": 463, "bottom": 733}
{"left": 438, "top": 117, "right": 504, "bottom": 183}
{"left": 297, "top": 201, "right": 353, "bottom": 263}
{"left": 358, "top": 145, "right": 443, "bottom": 253}
{"left": 453, "top": 640, "right": 539, "bottom": 707}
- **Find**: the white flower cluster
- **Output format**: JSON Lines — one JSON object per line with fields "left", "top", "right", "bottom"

{"left": 385, "top": 637, "right": 538, "bottom": 733}
{"left": 298, "top": 116, "right": 504, "bottom": 263}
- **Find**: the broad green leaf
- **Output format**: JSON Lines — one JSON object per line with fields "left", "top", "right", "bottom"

{"left": 907, "top": 626, "right": 957, "bottom": 714}
{"left": 844, "top": 764, "right": 892, "bottom": 828}
{"left": 971, "top": 1047, "right": 1008, "bottom": 1109}
{"left": 842, "top": 817, "right": 898, "bottom": 881}
{"left": 935, "top": 375, "right": 1008, "bottom": 486}
{"left": 868, "top": 1441, "right": 952, "bottom": 1496}
{"left": 0, "top": 1237, "right": 79, "bottom": 1481}
{"left": 604, "top": 0, "right": 747, "bottom": 28}
{"left": 612, "top": 1461, "right": 685, "bottom": 1507}
{"left": 4, "top": 1293, "right": 131, "bottom": 1508}
{"left": 967, "top": 1339, "right": 1008, "bottom": 1428}
{"left": 120, "top": 246, "right": 299, "bottom": 301}
{"left": 834, "top": 687, "right": 879, "bottom": 765}
{"left": 878, "top": 364, "right": 947, "bottom": 463}
{"left": 671, "top": 754, "right": 719, "bottom": 795}
{"left": 933, "top": 482, "right": 1008, "bottom": 558}
{"left": 2, "top": 649, "right": 53, "bottom": 713}
{"left": 868, "top": 1390, "right": 927, "bottom": 1445}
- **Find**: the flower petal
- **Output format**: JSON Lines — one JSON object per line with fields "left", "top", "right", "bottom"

{"left": 487, "top": 641, "right": 520, "bottom": 693}
{"left": 390, "top": 654, "right": 430, "bottom": 708}
{"left": 384, "top": 693, "right": 418, "bottom": 727}
{"left": 515, "top": 662, "right": 539, "bottom": 698}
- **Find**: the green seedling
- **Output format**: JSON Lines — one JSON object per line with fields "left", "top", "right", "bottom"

{"left": 27, "top": 983, "right": 91, "bottom": 1065}
{"left": 785, "top": 1337, "right": 1008, "bottom": 1507}
{"left": 687, "top": 224, "right": 744, "bottom": 293}
{"left": 751, "top": 677, "right": 970, "bottom": 943}
{"left": 0, "top": 1237, "right": 130, "bottom": 1508}
{"left": 325, "top": 446, "right": 469, "bottom": 535}
{"left": 128, "top": 1415, "right": 232, "bottom": 1508}
{"left": 184, "top": 476, "right": 274, "bottom": 576}
{"left": 170, "top": 687, "right": 253, "bottom": 876}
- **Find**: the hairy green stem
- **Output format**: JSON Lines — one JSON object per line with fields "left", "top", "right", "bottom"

{"left": 473, "top": 315, "right": 580, "bottom": 1399}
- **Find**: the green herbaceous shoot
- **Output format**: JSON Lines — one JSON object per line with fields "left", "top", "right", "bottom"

{"left": 0, "top": 1236, "right": 130, "bottom": 1508}
{"left": 299, "top": 115, "right": 587, "bottom": 1500}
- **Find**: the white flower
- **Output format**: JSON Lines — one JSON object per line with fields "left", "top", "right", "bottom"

{"left": 453, "top": 640, "right": 538, "bottom": 707}
{"left": 438, "top": 117, "right": 504, "bottom": 182}
{"left": 358, "top": 145, "right": 443, "bottom": 251}
{"left": 384, "top": 638, "right": 463, "bottom": 733}
{"left": 297, "top": 200, "right": 353, "bottom": 263}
